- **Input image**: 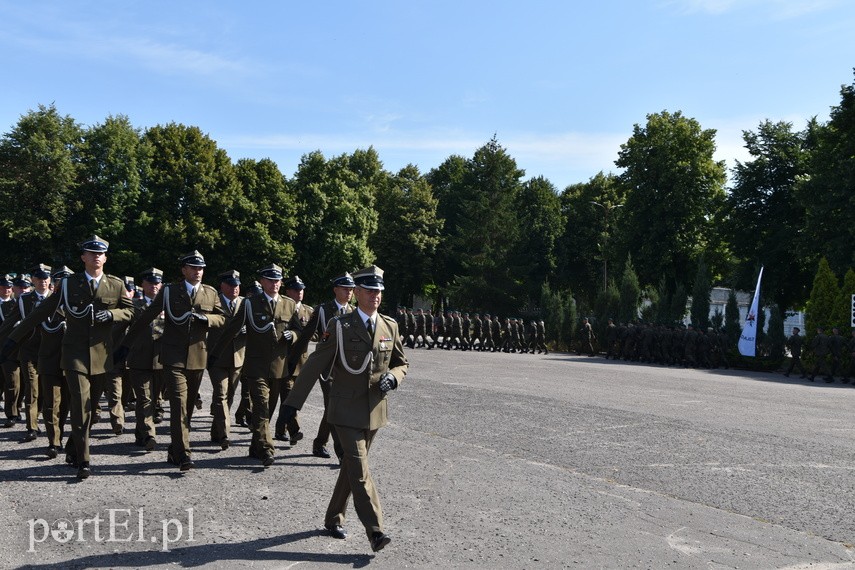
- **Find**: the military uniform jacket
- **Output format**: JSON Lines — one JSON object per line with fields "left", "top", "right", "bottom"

{"left": 286, "top": 310, "right": 408, "bottom": 431}
{"left": 126, "top": 297, "right": 165, "bottom": 371}
{"left": 289, "top": 299, "right": 351, "bottom": 361}
{"left": 786, "top": 333, "right": 803, "bottom": 358}
{"left": 0, "top": 291, "right": 51, "bottom": 361}
{"left": 9, "top": 274, "right": 135, "bottom": 375}
{"left": 123, "top": 282, "right": 225, "bottom": 370}
{"left": 287, "top": 302, "right": 314, "bottom": 377}
{"left": 212, "top": 295, "right": 300, "bottom": 380}
{"left": 206, "top": 295, "right": 247, "bottom": 369}
{"left": 37, "top": 313, "right": 66, "bottom": 376}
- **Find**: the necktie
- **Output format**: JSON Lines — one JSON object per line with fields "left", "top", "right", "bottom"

{"left": 269, "top": 299, "right": 276, "bottom": 313}
{"left": 190, "top": 286, "right": 197, "bottom": 302}
{"left": 340, "top": 307, "right": 345, "bottom": 315}
{"left": 229, "top": 300, "right": 236, "bottom": 313}
{"left": 366, "top": 317, "right": 374, "bottom": 338}
{"left": 89, "top": 279, "right": 97, "bottom": 296}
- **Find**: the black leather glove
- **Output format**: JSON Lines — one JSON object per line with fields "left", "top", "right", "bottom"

{"left": 113, "top": 345, "right": 130, "bottom": 366}
{"left": 280, "top": 329, "right": 293, "bottom": 342}
{"left": 191, "top": 312, "right": 208, "bottom": 324}
{"left": 0, "top": 339, "right": 17, "bottom": 364}
{"left": 280, "top": 404, "right": 298, "bottom": 425}
{"left": 379, "top": 372, "right": 397, "bottom": 394}
{"left": 94, "top": 310, "right": 113, "bottom": 323}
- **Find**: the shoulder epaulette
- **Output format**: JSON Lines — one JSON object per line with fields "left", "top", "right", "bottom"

{"left": 105, "top": 274, "right": 124, "bottom": 284}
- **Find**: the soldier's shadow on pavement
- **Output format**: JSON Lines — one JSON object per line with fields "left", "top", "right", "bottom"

{"left": 16, "top": 529, "right": 374, "bottom": 569}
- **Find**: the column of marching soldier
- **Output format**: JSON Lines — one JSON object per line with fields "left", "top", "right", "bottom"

{"left": 392, "top": 307, "right": 549, "bottom": 355}
{"left": 0, "top": 235, "right": 408, "bottom": 552}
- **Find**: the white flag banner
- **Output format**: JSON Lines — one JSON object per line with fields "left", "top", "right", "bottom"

{"left": 738, "top": 266, "right": 764, "bottom": 357}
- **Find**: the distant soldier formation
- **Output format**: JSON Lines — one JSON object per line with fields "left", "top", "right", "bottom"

{"left": 393, "top": 307, "right": 548, "bottom": 355}
{"left": 597, "top": 320, "right": 732, "bottom": 369}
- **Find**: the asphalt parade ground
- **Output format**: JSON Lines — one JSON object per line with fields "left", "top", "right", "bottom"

{"left": 2, "top": 348, "right": 855, "bottom": 569}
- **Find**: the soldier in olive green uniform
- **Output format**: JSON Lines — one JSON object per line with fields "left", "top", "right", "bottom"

{"left": 120, "top": 251, "right": 225, "bottom": 471}
{"left": 808, "top": 326, "right": 831, "bottom": 382}
{"left": 286, "top": 272, "right": 354, "bottom": 461}
{"left": 210, "top": 264, "right": 300, "bottom": 466}
{"left": 1, "top": 236, "right": 135, "bottom": 479}
{"left": 784, "top": 326, "right": 806, "bottom": 378}
{"left": 0, "top": 264, "right": 53, "bottom": 441}
{"left": 0, "top": 273, "right": 21, "bottom": 427}
{"left": 205, "top": 270, "right": 246, "bottom": 449}
{"left": 281, "top": 265, "right": 407, "bottom": 553}
{"left": 37, "top": 266, "right": 73, "bottom": 458}
{"left": 275, "top": 275, "right": 313, "bottom": 444}
{"left": 0, "top": 274, "right": 22, "bottom": 428}
{"left": 124, "top": 268, "right": 165, "bottom": 451}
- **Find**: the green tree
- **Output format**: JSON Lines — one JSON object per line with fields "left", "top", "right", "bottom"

{"left": 291, "top": 149, "right": 380, "bottom": 299}
{"left": 798, "top": 73, "right": 855, "bottom": 278}
{"left": 0, "top": 104, "right": 82, "bottom": 269}
{"left": 618, "top": 255, "right": 641, "bottom": 324}
{"left": 594, "top": 281, "right": 621, "bottom": 339}
{"left": 509, "top": 176, "right": 564, "bottom": 304}
{"left": 804, "top": 258, "right": 840, "bottom": 342}
{"left": 129, "top": 122, "right": 242, "bottom": 277}
{"left": 724, "top": 119, "right": 816, "bottom": 310}
{"left": 555, "top": 172, "right": 626, "bottom": 302}
{"left": 430, "top": 137, "right": 525, "bottom": 313}
{"left": 229, "top": 157, "right": 297, "bottom": 276}
{"left": 835, "top": 268, "right": 855, "bottom": 330}
{"left": 690, "top": 259, "right": 711, "bottom": 329}
{"left": 669, "top": 283, "right": 688, "bottom": 325}
{"left": 424, "top": 154, "right": 467, "bottom": 295}
{"left": 615, "top": 110, "right": 727, "bottom": 290}
{"left": 766, "top": 304, "right": 786, "bottom": 360}
{"left": 640, "top": 284, "right": 659, "bottom": 323}
{"left": 371, "top": 164, "right": 443, "bottom": 308}
{"left": 72, "top": 115, "right": 144, "bottom": 273}
{"left": 653, "top": 277, "right": 673, "bottom": 324}
{"left": 724, "top": 289, "right": 741, "bottom": 345}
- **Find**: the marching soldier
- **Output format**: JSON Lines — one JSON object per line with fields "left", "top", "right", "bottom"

{"left": 205, "top": 269, "right": 246, "bottom": 449}
{"left": 37, "top": 266, "right": 73, "bottom": 458}
{"left": 0, "top": 274, "right": 22, "bottom": 428}
{"left": 286, "top": 272, "right": 354, "bottom": 461}
{"left": 1, "top": 236, "right": 135, "bottom": 479}
{"left": 808, "top": 326, "right": 830, "bottom": 382}
{"left": 580, "top": 317, "right": 595, "bottom": 357}
{"left": 490, "top": 315, "right": 501, "bottom": 353}
{"left": 536, "top": 319, "right": 548, "bottom": 354}
{"left": 784, "top": 326, "right": 805, "bottom": 378}
{"left": 210, "top": 264, "right": 300, "bottom": 467}
{"left": 0, "top": 264, "right": 54, "bottom": 441}
{"left": 124, "top": 268, "right": 165, "bottom": 451}
{"left": 273, "top": 274, "right": 312, "bottom": 444}
{"left": 280, "top": 265, "right": 407, "bottom": 553}
{"left": 828, "top": 327, "right": 844, "bottom": 382}
{"left": 414, "top": 308, "right": 428, "bottom": 348}
{"left": 119, "top": 250, "right": 226, "bottom": 471}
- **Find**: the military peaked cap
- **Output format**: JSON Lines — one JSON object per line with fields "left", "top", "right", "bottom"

{"left": 353, "top": 265, "right": 384, "bottom": 291}
{"left": 283, "top": 275, "right": 305, "bottom": 290}
{"left": 179, "top": 250, "right": 206, "bottom": 267}
{"left": 218, "top": 269, "right": 241, "bottom": 286}
{"left": 331, "top": 272, "right": 355, "bottom": 288}
{"left": 259, "top": 264, "right": 283, "bottom": 280}
{"left": 139, "top": 268, "right": 164, "bottom": 283}
{"left": 79, "top": 235, "right": 109, "bottom": 252}
{"left": 29, "top": 263, "right": 52, "bottom": 279}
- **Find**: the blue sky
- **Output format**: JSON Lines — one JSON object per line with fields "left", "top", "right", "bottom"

{"left": 1, "top": 0, "right": 853, "bottom": 190}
